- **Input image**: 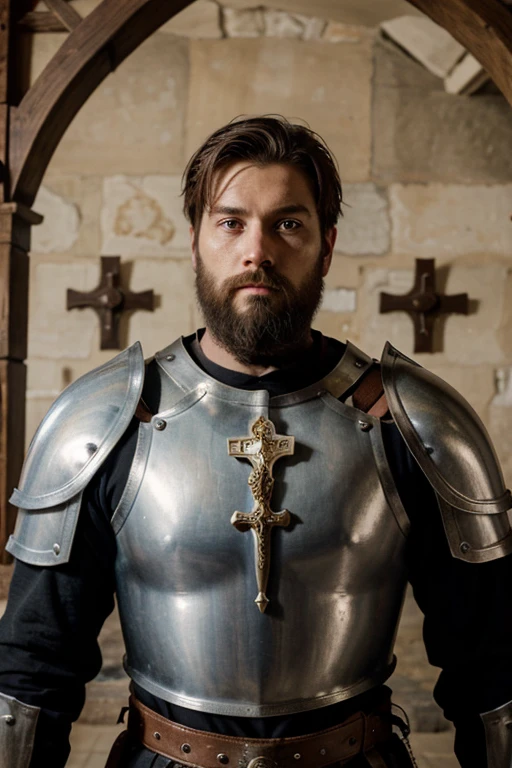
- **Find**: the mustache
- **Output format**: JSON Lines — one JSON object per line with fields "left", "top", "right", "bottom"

{"left": 223, "top": 269, "right": 290, "bottom": 294}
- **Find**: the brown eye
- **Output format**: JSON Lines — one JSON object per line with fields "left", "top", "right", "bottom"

{"left": 223, "top": 219, "right": 240, "bottom": 230}
{"left": 278, "top": 220, "right": 300, "bottom": 231}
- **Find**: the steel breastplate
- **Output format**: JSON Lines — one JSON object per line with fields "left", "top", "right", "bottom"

{"left": 113, "top": 339, "right": 410, "bottom": 717}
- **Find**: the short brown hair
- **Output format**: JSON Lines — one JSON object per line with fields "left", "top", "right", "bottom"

{"left": 182, "top": 115, "right": 343, "bottom": 235}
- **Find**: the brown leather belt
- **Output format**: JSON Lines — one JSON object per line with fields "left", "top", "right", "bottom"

{"left": 127, "top": 696, "right": 392, "bottom": 768}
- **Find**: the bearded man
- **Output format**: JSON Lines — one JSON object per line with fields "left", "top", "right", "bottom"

{"left": 1, "top": 116, "right": 512, "bottom": 768}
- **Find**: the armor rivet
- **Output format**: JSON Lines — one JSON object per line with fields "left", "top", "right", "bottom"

{"left": 294, "top": 754, "right": 301, "bottom": 760}
{"left": 460, "top": 541, "right": 471, "bottom": 554}
{"left": 358, "top": 420, "right": 372, "bottom": 432}
{"left": 166, "top": 354, "right": 175, "bottom": 362}
{"left": 354, "top": 360, "right": 364, "bottom": 369}
{"left": 154, "top": 419, "right": 167, "bottom": 431}
{"left": 217, "top": 754, "right": 229, "bottom": 764}
{"left": 317, "top": 390, "right": 324, "bottom": 397}
{"left": 181, "top": 743, "right": 192, "bottom": 754}
{"left": 349, "top": 737, "right": 357, "bottom": 747}
{"left": 4, "top": 715, "right": 15, "bottom": 725}
{"left": 320, "top": 749, "right": 326, "bottom": 756}
{"left": 154, "top": 732, "right": 161, "bottom": 741}
{"left": 426, "top": 446, "right": 434, "bottom": 455}
{"left": 53, "top": 543, "right": 61, "bottom": 555}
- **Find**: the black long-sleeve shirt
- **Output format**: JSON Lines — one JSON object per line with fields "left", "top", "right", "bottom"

{"left": 1, "top": 332, "right": 512, "bottom": 767}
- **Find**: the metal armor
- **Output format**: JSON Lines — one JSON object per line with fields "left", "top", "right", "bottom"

{"left": 7, "top": 337, "right": 512, "bottom": 719}
{"left": 0, "top": 691, "right": 40, "bottom": 768}
{"left": 381, "top": 343, "right": 512, "bottom": 563}
{"left": 6, "top": 342, "right": 144, "bottom": 565}
{"left": 112, "top": 338, "right": 410, "bottom": 716}
{"left": 481, "top": 699, "right": 512, "bottom": 768}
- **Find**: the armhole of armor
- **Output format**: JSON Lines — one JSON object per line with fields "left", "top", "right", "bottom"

{"left": 6, "top": 343, "right": 145, "bottom": 567}
{"left": 381, "top": 342, "right": 512, "bottom": 563}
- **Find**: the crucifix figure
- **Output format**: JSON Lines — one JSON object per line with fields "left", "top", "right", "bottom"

{"left": 67, "top": 256, "right": 155, "bottom": 349}
{"left": 379, "top": 258, "right": 470, "bottom": 353}
{"left": 228, "top": 416, "right": 295, "bottom": 613}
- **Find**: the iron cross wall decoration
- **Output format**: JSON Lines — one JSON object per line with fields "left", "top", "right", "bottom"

{"left": 228, "top": 416, "right": 295, "bottom": 613}
{"left": 67, "top": 256, "right": 155, "bottom": 349}
{"left": 379, "top": 258, "right": 470, "bottom": 354}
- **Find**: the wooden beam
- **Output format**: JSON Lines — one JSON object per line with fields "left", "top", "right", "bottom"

{"left": 405, "top": 0, "right": 512, "bottom": 105}
{"left": 10, "top": 0, "right": 194, "bottom": 206}
{"left": 0, "top": 202, "right": 38, "bottom": 563}
{"left": 0, "top": 358, "right": 26, "bottom": 562}
{"left": 44, "top": 0, "right": 82, "bottom": 32}
{"left": 18, "top": 11, "right": 68, "bottom": 33}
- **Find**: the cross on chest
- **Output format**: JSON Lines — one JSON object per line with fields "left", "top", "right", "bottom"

{"left": 228, "top": 416, "right": 295, "bottom": 613}
{"left": 67, "top": 256, "right": 155, "bottom": 349}
{"left": 379, "top": 258, "right": 470, "bottom": 353}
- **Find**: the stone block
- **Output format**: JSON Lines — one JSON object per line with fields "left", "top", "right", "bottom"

{"left": 31, "top": 175, "right": 102, "bottom": 258}
{"left": 380, "top": 16, "right": 465, "bottom": 78}
{"left": 223, "top": 8, "right": 265, "bottom": 37}
{"left": 28, "top": 261, "right": 99, "bottom": 360}
{"left": 126, "top": 259, "right": 197, "bottom": 352}
{"left": 390, "top": 184, "right": 512, "bottom": 258}
{"left": 358, "top": 264, "right": 507, "bottom": 366}
{"left": 373, "top": 40, "right": 512, "bottom": 183}
{"left": 322, "top": 22, "right": 369, "bottom": 44}
{"left": 160, "top": 0, "right": 221, "bottom": 38}
{"left": 187, "top": 38, "right": 373, "bottom": 182}
{"left": 489, "top": 399, "right": 512, "bottom": 487}
{"left": 49, "top": 34, "right": 189, "bottom": 175}
{"left": 223, "top": 0, "right": 421, "bottom": 28}
{"left": 262, "top": 11, "right": 325, "bottom": 40}
{"left": 30, "top": 33, "right": 67, "bottom": 85}
{"left": 101, "top": 175, "right": 190, "bottom": 257}
{"left": 31, "top": 185, "right": 80, "bottom": 254}
{"left": 321, "top": 288, "right": 356, "bottom": 313}
{"left": 335, "top": 183, "right": 390, "bottom": 256}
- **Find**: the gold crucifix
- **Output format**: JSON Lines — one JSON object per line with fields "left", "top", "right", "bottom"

{"left": 228, "top": 416, "right": 295, "bottom": 613}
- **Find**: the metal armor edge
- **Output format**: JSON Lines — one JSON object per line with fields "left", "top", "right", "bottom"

{"left": 381, "top": 342, "right": 512, "bottom": 563}
{"left": 5, "top": 342, "right": 145, "bottom": 566}
{"left": 481, "top": 699, "right": 512, "bottom": 768}
{"left": 0, "top": 691, "right": 40, "bottom": 768}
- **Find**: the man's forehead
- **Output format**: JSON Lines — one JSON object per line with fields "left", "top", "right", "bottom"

{"left": 209, "top": 161, "right": 315, "bottom": 213}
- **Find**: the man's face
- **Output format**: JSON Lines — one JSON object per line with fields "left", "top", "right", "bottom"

{"left": 191, "top": 161, "right": 336, "bottom": 366}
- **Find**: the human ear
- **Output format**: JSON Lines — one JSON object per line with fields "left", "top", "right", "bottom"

{"left": 321, "top": 227, "right": 337, "bottom": 277}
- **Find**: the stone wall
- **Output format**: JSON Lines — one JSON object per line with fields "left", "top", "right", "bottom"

{"left": 19, "top": 1, "right": 512, "bottom": 728}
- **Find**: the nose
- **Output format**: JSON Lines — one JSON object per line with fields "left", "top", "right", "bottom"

{"left": 242, "top": 225, "right": 273, "bottom": 269}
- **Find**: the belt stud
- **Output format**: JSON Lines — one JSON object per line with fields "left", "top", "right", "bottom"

{"left": 181, "top": 743, "right": 192, "bottom": 754}
{"left": 217, "top": 754, "right": 229, "bottom": 764}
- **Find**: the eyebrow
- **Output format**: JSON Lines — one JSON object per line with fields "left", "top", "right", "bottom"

{"left": 209, "top": 204, "right": 312, "bottom": 217}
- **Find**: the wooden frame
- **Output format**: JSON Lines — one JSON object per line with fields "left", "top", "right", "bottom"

{"left": 0, "top": 0, "right": 511, "bottom": 563}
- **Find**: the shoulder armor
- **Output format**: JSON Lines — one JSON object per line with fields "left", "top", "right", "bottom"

{"left": 381, "top": 342, "right": 512, "bottom": 563}
{"left": 6, "top": 343, "right": 144, "bottom": 566}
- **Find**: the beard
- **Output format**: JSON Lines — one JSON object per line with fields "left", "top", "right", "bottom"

{"left": 195, "top": 251, "right": 325, "bottom": 367}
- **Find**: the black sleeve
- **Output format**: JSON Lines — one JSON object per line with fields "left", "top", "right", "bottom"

{"left": 0, "top": 419, "right": 139, "bottom": 767}
{"left": 382, "top": 421, "right": 512, "bottom": 768}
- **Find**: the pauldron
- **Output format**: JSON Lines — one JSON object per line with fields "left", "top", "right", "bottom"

{"left": 381, "top": 343, "right": 512, "bottom": 563}
{"left": 6, "top": 342, "right": 145, "bottom": 565}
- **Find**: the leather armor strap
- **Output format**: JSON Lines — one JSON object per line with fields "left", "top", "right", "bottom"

{"left": 127, "top": 696, "right": 392, "bottom": 768}
{"left": 352, "top": 366, "right": 389, "bottom": 419}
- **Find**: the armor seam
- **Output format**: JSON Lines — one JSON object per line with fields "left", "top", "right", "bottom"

{"left": 112, "top": 425, "right": 153, "bottom": 536}
{"left": 369, "top": 421, "right": 410, "bottom": 538}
